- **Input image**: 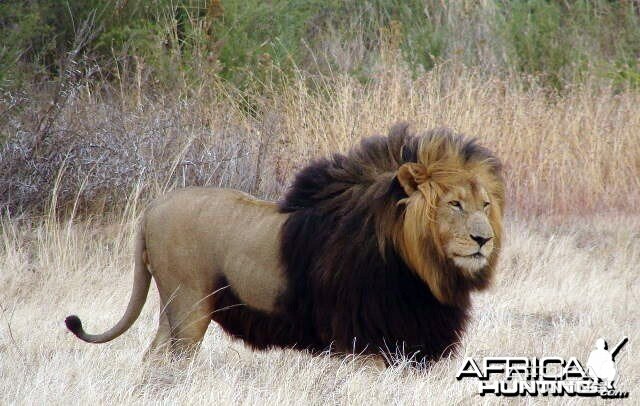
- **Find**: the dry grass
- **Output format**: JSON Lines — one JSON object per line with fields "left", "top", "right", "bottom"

{"left": 1, "top": 60, "right": 639, "bottom": 404}
{"left": 0, "top": 212, "right": 638, "bottom": 404}
{"left": 2, "top": 63, "right": 639, "bottom": 216}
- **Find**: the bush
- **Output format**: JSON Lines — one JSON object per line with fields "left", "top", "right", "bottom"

{"left": 0, "top": 0, "right": 216, "bottom": 88}
{"left": 0, "top": 86, "right": 269, "bottom": 215}
{"left": 496, "top": 0, "right": 640, "bottom": 88}
{"left": 2, "top": 0, "right": 640, "bottom": 91}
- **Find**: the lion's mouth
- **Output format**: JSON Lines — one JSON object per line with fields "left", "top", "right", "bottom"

{"left": 454, "top": 252, "right": 484, "bottom": 259}
{"left": 452, "top": 252, "right": 488, "bottom": 272}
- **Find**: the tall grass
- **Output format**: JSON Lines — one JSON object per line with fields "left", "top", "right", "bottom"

{"left": 2, "top": 59, "right": 639, "bottom": 216}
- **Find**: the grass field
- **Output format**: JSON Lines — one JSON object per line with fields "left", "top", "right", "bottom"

{"left": 1, "top": 59, "right": 639, "bottom": 404}
{"left": 0, "top": 213, "right": 638, "bottom": 404}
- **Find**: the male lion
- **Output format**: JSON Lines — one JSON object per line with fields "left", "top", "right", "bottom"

{"left": 66, "top": 123, "right": 504, "bottom": 363}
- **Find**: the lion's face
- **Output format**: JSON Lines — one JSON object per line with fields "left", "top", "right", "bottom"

{"left": 394, "top": 142, "right": 504, "bottom": 304}
{"left": 436, "top": 183, "right": 495, "bottom": 273}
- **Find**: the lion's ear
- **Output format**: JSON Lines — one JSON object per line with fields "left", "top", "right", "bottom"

{"left": 397, "top": 163, "right": 428, "bottom": 195}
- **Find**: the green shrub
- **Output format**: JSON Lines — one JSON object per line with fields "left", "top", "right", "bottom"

{"left": 1, "top": 0, "right": 640, "bottom": 90}
{"left": 0, "top": 1, "right": 213, "bottom": 87}
{"left": 496, "top": 0, "right": 640, "bottom": 88}
{"left": 0, "top": 2, "right": 55, "bottom": 86}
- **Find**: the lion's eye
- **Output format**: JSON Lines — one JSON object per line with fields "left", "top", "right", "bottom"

{"left": 449, "top": 201, "right": 462, "bottom": 210}
{"left": 483, "top": 202, "right": 490, "bottom": 209}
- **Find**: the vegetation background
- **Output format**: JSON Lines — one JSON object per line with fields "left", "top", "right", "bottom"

{"left": 0, "top": 1, "right": 638, "bottom": 404}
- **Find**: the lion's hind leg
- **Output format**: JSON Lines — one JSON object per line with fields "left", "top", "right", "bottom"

{"left": 143, "top": 309, "right": 172, "bottom": 362}
{"left": 161, "top": 289, "right": 214, "bottom": 359}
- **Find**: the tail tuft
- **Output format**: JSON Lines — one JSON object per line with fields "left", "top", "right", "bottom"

{"left": 65, "top": 315, "right": 83, "bottom": 336}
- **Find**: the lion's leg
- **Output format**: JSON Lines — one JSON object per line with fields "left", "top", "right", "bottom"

{"left": 163, "top": 290, "right": 214, "bottom": 359}
{"left": 143, "top": 309, "right": 172, "bottom": 361}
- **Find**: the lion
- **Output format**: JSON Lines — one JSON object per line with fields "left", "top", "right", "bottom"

{"left": 65, "top": 123, "right": 504, "bottom": 364}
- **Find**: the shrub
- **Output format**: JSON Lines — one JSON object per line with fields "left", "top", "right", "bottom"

{"left": 2, "top": 0, "right": 640, "bottom": 90}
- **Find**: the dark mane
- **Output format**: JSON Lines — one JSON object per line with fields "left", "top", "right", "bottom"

{"left": 212, "top": 123, "right": 500, "bottom": 363}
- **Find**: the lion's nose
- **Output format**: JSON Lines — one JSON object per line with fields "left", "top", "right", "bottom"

{"left": 470, "top": 235, "right": 492, "bottom": 247}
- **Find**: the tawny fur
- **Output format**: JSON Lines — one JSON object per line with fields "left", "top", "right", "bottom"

{"left": 67, "top": 188, "right": 288, "bottom": 354}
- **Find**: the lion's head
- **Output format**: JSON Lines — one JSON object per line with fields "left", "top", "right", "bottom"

{"left": 393, "top": 128, "right": 504, "bottom": 304}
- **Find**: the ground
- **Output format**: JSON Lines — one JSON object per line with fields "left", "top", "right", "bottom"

{"left": 0, "top": 212, "right": 637, "bottom": 404}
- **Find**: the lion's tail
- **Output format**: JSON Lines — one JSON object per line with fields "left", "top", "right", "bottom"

{"left": 65, "top": 226, "right": 151, "bottom": 343}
